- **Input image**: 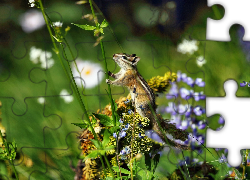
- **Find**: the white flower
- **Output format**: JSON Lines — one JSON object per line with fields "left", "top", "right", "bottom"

{"left": 19, "top": 10, "right": 45, "bottom": 33}
{"left": 196, "top": 56, "right": 206, "bottom": 67}
{"left": 30, "top": 47, "right": 54, "bottom": 69}
{"left": 94, "top": 126, "right": 102, "bottom": 134}
{"left": 72, "top": 60, "right": 104, "bottom": 89}
{"left": 38, "top": 97, "right": 45, "bottom": 104}
{"left": 60, "top": 89, "right": 73, "bottom": 103}
{"left": 177, "top": 39, "right": 198, "bottom": 55}
{"left": 29, "top": 0, "right": 35, "bottom": 7}
{"left": 30, "top": 46, "right": 42, "bottom": 64}
{"left": 40, "top": 51, "right": 54, "bottom": 69}
{"left": 52, "top": 21, "right": 63, "bottom": 28}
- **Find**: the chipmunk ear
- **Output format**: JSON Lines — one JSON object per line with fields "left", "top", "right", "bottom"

{"left": 132, "top": 56, "right": 140, "bottom": 65}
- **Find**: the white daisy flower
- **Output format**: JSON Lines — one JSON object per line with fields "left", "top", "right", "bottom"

{"left": 30, "top": 46, "right": 42, "bottom": 64}
{"left": 72, "top": 60, "right": 104, "bottom": 89}
{"left": 52, "top": 21, "right": 63, "bottom": 28}
{"left": 37, "top": 97, "right": 45, "bottom": 104}
{"left": 60, "top": 89, "right": 73, "bottom": 103}
{"left": 19, "top": 10, "right": 45, "bottom": 33}
{"left": 196, "top": 56, "right": 206, "bottom": 67}
{"left": 177, "top": 39, "right": 198, "bottom": 55}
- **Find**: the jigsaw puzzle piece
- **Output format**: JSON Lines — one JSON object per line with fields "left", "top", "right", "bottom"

{"left": 207, "top": 0, "right": 250, "bottom": 41}
{"left": 186, "top": 25, "right": 249, "bottom": 97}
{"left": 206, "top": 80, "right": 250, "bottom": 167}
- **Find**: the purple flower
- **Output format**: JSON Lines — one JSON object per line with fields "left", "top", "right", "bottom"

{"left": 180, "top": 88, "right": 190, "bottom": 99}
{"left": 119, "top": 131, "right": 126, "bottom": 138}
{"left": 124, "top": 99, "right": 130, "bottom": 104}
{"left": 122, "top": 123, "right": 130, "bottom": 131}
{"left": 180, "top": 120, "right": 189, "bottom": 130}
{"left": 181, "top": 73, "right": 187, "bottom": 82}
{"left": 186, "top": 77, "right": 194, "bottom": 87}
{"left": 195, "top": 78, "right": 205, "bottom": 87}
{"left": 113, "top": 133, "right": 117, "bottom": 138}
{"left": 177, "top": 104, "right": 187, "bottom": 114}
{"left": 177, "top": 71, "right": 182, "bottom": 82}
{"left": 218, "top": 117, "right": 225, "bottom": 124}
{"left": 119, "top": 119, "right": 123, "bottom": 124}
{"left": 166, "top": 83, "right": 179, "bottom": 98}
{"left": 193, "top": 106, "right": 204, "bottom": 116}
{"left": 240, "top": 81, "right": 248, "bottom": 87}
{"left": 128, "top": 109, "right": 133, "bottom": 114}
{"left": 198, "top": 121, "right": 206, "bottom": 129}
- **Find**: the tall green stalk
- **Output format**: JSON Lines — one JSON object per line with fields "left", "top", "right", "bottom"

{"left": 38, "top": 0, "right": 111, "bottom": 178}
{"left": 88, "top": 0, "right": 117, "bottom": 126}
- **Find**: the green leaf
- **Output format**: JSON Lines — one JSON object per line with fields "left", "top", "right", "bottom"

{"left": 99, "top": 28, "right": 104, "bottom": 34}
{"left": 93, "top": 113, "right": 114, "bottom": 126}
{"left": 102, "top": 129, "right": 111, "bottom": 147}
{"left": 100, "top": 19, "right": 109, "bottom": 28}
{"left": 82, "top": 150, "right": 99, "bottom": 161}
{"left": 109, "top": 126, "right": 120, "bottom": 133}
{"left": 112, "top": 166, "right": 131, "bottom": 174}
{"left": 72, "top": 23, "right": 96, "bottom": 30}
{"left": 90, "top": 139, "right": 101, "bottom": 149}
{"left": 152, "top": 154, "right": 160, "bottom": 173}
{"left": 71, "top": 123, "right": 88, "bottom": 129}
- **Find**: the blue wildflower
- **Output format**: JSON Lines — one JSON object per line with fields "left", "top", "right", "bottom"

{"left": 119, "top": 131, "right": 126, "bottom": 138}
{"left": 180, "top": 88, "right": 191, "bottom": 99}
{"left": 113, "top": 133, "right": 117, "bottom": 138}
{"left": 186, "top": 77, "right": 194, "bottom": 87}
{"left": 193, "top": 106, "right": 204, "bottom": 116}
{"left": 198, "top": 121, "right": 206, "bottom": 129}
{"left": 124, "top": 99, "right": 130, "bottom": 104}
{"left": 195, "top": 78, "right": 205, "bottom": 87}
{"left": 123, "top": 123, "right": 130, "bottom": 131}
{"left": 119, "top": 118, "right": 123, "bottom": 124}
{"left": 218, "top": 116, "right": 225, "bottom": 124}
{"left": 128, "top": 109, "right": 133, "bottom": 114}
{"left": 240, "top": 81, "right": 248, "bottom": 87}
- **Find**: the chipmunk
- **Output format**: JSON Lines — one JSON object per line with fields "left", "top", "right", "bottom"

{"left": 106, "top": 53, "right": 190, "bottom": 150}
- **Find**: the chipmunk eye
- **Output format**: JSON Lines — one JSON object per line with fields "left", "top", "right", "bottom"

{"left": 122, "top": 56, "right": 127, "bottom": 60}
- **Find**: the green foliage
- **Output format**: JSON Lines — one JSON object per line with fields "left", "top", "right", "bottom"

{"left": 112, "top": 166, "right": 131, "bottom": 174}
{"left": 93, "top": 113, "right": 114, "bottom": 126}
{"left": 72, "top": 19, "right": 108, "bottom": 36}
{"left": 0, "top": 140, "right": 17, "bottom": 161}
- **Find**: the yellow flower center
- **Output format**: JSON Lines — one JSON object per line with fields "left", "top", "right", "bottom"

{"left": 85, "top": 69, "right": 91, "bottom": 75}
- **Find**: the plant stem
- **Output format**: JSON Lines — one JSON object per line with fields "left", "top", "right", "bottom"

{"left": 88, "top": 0, "right": 117, "bottom": 126}
{"left": 100, "top": 155, "right": 107, "bottom": 178}
{"left": 104, "top": 155, "right": 115, "bottom": 178}
{"left": 130, "top": 96, "right": 136, "bottom": 180}
{"left": 100, "top": 40, "right": 116, "bottom": 126}
{"left": 62, "top": 37, "right": 89, "bottom": 110}
{"left": 38, "top": 0, "right": 110, "bottom": 176}
{"left": 0, "top": 131, "right": 19, "bottom": 180}
{"left": 243, "top": 149, "right": 248, "bottom": 179}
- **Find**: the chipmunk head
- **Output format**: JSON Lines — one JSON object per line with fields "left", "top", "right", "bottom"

{"left": 113, "top": 53, "right": 140, "bottom": 70}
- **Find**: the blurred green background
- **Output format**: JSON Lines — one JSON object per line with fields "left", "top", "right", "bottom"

{"left": 0, "top": 0, "right": 249, "bottom": 179}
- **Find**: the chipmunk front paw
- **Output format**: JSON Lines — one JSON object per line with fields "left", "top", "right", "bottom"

{"left": 106, "top": 79, "right": 112, "bottom": 84}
